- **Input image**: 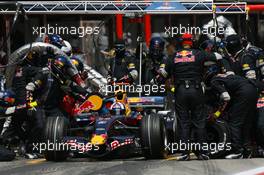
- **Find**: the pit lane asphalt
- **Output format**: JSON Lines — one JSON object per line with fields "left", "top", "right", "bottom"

{"left": 1, "top": 156, "right": 264, "bottom": 175}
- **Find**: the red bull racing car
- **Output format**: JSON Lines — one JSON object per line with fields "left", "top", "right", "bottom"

{"left": 43, "top": 92, "right": 174, "bottom": 161}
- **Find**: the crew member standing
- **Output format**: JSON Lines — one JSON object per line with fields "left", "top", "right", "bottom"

{"left": 157, "top": 33, "right": 223, "bottom": 160}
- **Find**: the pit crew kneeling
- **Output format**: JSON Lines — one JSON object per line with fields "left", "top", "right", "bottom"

{"left": 206, "top": 60, "right": 258, "bottom": 159}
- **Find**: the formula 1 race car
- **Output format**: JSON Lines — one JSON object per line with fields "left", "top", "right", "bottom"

{"left": 43, "top": 91, "right": 172, "bottom": 161}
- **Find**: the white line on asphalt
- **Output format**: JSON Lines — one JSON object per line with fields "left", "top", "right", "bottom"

{"left": 233, "top": 166, "right": 264, "bottom": 175}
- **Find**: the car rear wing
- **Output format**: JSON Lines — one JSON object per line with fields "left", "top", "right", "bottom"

{"left": 128, "top": 96, "right": 165, "bottom": 109}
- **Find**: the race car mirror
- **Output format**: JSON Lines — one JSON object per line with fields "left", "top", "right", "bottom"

{"left": 87, "top": 94, "right": 103, "bottom": 111}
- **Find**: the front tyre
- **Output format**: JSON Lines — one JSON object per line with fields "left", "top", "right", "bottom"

{"left": 140, "top": 114, "right": 169, "bottom": 159}
{"left": 44, "top": 116, "right": 69, "bottom": 161}
{"left": 206, "top": 119, "right": 230, "bottom": 158}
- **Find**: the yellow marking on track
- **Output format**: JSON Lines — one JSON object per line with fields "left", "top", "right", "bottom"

{"left": 27, "top": 158, "right": 46, "bottom": 164}
{"left": 166, "top": 156, "right": 177, "bottom": 161}
{"left": 165, "top": 153, "right": 196, "bottom": 161}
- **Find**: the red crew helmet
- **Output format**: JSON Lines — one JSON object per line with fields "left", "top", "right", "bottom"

{"left": 181, "top": 33, "right": 193, "bottom": 47}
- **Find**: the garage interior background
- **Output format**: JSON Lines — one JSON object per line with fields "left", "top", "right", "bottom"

{"left": 0, "top": 0, "right": 264, "bottom": 75}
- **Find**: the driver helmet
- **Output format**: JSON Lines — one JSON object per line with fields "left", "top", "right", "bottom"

{"left": 109, "top": 102, "right": 126, "bottom": 115}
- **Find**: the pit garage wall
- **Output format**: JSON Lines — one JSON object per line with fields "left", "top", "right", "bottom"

{"left": 150, "top": 13, "right": 261, "bottom": 46}
{"left": 120, "top": 13, "right": 262, "bottom": 54}
{"left": 5, "top": 14, "right": 113, "bottom": 76}
{"left": 120, "top": 13, "right": 263, "bottom": 48}
{"left": 257, "top": 12, "right": 264, "bottom": 45}
{"left": 1, "top": 12, "right": 263, "bottom": 75}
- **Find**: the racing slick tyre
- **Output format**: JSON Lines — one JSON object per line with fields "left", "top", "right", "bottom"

{"left": 140, "top": 114, "right": 168, "bottom": 159}
{"left": 206, "top": 119, "right": 230, "bottom": 159}
{"left": 172, "top": 112, "right": 179, "bottom": 143}
{"left": 44, "top": 116, "right": 69, "bottom": 161}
